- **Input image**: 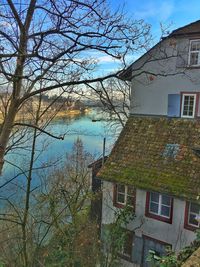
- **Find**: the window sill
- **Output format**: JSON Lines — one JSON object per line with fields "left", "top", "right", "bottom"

{"left": 145, "top": 212, "right": 172, "bottom": 224}
{"left": 186, "top": 65, "right": 200, "bottom": 69}
{"left": 114, "top": 202, "right": 126, "bottom": 209}
{"left": 181, "top": 115, "right": 195, "bottom": 119}
{"left": 113, "top": 202, "right": 135, "bottom": 210}
{"left": 184, "top": 223, "right": 199, "bottom": 232}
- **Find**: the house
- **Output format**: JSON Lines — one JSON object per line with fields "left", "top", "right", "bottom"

{"left": 97, "top": 20, "right": 200, "bottom": 267}
{"left": 88, "top": 157, "right": 107, "bottom": 223}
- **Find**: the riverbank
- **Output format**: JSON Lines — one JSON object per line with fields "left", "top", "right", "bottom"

{"left": 0, "top": 108, "right": 92, "bottom": 123}
{"left": 55, "top": 108, "right": 91, "bottom": 119}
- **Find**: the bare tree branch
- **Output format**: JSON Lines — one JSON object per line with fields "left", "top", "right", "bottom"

{"left": 13, "top": 122, "right": 65, "bottom": 140}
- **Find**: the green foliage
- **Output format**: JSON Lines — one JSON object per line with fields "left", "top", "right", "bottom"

{"left": 146, "top": 249, "right": 162, "bottom": 266}
{"left": 101, "top": 206, "right": 135, "bottom": 267}
{"left": 43, "top": 217, "right": 102, "bottom": 267}
{"left": 147, "top": 248, "right": 178, "bottom": 267}
{"left": 43, "top": 227, "right": 78, "bottom": 267}
{"left": 0, "top": 259, "right": 4, "bottom": 267}
{"left": 148, "top": 230, "right": 200, "bottom": 267}
{"left": 43, "top": 204, "right": 135, "bottom": 267}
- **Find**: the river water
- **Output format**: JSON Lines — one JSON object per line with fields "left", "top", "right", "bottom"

{"left": 0, "top": 109, "right": 119, "bottom": 200}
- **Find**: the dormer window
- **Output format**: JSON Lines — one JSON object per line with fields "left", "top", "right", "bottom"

{"left": 162, "top": 144, "right": 180, "bottom": 159}
{"left": 189, "top": 40, "right": 200, "bottom": 66}
{"left": 181, "top": 93, "right": 197, "bottom": 118}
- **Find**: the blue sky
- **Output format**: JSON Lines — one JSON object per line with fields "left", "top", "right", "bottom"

{"left": 125, "top": 0, "right": 200, "bottom": 33}
{"left": 97, "top": 0, "right": 200, "bottom": 75}
{"left": 121, "top": 0, "right": 200, "bottom": 35}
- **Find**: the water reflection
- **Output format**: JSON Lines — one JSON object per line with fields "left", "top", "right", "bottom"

{"left": 0, "top": 109, "right": 118, "bottom": 200}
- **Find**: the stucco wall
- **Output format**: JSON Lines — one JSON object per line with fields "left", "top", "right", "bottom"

{"left": 101, "top": 181, "right": 196, "bottom": 252}
{"left": 130, "top": 37, "right": 200, "bottom": 115}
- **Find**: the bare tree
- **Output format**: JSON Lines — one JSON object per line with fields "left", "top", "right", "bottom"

{"left": 0, "top": 137, "right": 95, "bottom": 266}
{"left": 87, "top": 78, "right": 131, "bottom": 129}
{"left": 0, "top": 0, "right": 151, "bottom": 174}
{"left": 85, "top": 23, "right": 193, "bottom": 133}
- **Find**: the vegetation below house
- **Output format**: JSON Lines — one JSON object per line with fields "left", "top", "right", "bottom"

{"left": 148, "top": 230, "right": 200, "bottom": 267}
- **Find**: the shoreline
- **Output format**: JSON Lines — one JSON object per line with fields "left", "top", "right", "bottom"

{"left": 55, "top": 108, "right": 91, "bottom": 119}
{"left": 0, "top": 108, "right": 92, "bottom": 124}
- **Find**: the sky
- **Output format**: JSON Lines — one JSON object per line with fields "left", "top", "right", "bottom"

{"left": 121, "top": 0, "right": 200, "bottom": 35}
{"left": 97, "top": 0, "right": 200, "bottom": 74}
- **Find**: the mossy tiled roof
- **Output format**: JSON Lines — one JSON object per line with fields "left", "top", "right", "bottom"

{"left": 182, "top": 247, "right": 200, "bottom": 267}
{"left": 98, "top": 116, "right": 200, "bottom": 201}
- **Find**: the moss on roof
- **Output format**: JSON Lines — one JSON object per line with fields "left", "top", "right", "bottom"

{"left": 182, "top": 247, "right": 200, "bottom": 267}
{"left": 98, "top": 116, "right": 200, "bottom": 201}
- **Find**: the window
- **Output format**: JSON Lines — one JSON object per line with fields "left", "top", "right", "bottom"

{"left": 142, "top": 235, "right": 171, "bottom": 267}
{"left": 167, "top": 93, "right": 200, "bottom": 118}
{"left": 185, "top": 202, "right": 200, "bottom": 230}
{"left": 119, "top": 229, "right": 133, "bottom": 261}
{"left": 145, "top": 192, "right": 173, "bottom": 223}
{"left": 113, "top": 184, "right": 135, "bottom": 208}
{"left": 181, "top": 93, "right": 197, "bottom": 118}
{"left": 189, "top": 40, "right": 200, "bottom": 66}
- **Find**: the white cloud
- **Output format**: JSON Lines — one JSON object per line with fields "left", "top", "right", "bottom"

{"left": 98, "top": 68, "right": 118, "bottom": 72}
{"left": 74, "top": 52, "right": 121, "bottom": 65}
{"left": 74, "top": 51, "right": 139, "bottom": 71}
{"left": 95, "top": 54, "right": 139, "bottom": 65}
{"left": 96, "top": 55, "right": 119, "bottom": 63}
{"left": 134, "top": 1, "right": 174, "bottom": 21}
{"left": 81, "top": 51, "right": 121, "bottom": 64}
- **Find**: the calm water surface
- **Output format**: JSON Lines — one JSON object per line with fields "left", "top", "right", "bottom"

{"left": 0, "top": 110, "right": 118, "bottom": 199}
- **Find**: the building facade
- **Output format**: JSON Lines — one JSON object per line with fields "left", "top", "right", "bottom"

{"left": 98, "top": 20, "right": 200, "bottom": 266}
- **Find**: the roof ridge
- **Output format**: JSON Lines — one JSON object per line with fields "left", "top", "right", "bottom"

{"left": 170, "top": 19, "right": 200, "bottom": 36}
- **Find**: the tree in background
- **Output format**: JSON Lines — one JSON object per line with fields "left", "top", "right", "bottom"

{"left": 0, "top": 0, "right": 151, "bottom": 174}
{"left": 0, "top": 1, "right": 150, "bottom": 265}
{"left": 0, "top": 137, "right": 94, "bottom": 266}
{"left": 86, "top": 78, "right": 131, "bottom": 130}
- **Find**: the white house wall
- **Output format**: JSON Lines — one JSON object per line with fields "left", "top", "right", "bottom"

{"left": 132, "top": 189, "right": 196, "bottom": 251}
{"left": 101, "top": 181, "right": 196, "bottom": 252}
{"left": 102, "top": 181, "right": 116, "bottom": 225}
{"left": 130, "top": 37, "right": 200, "bottom": 115}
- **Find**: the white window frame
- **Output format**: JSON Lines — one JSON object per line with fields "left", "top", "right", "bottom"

{"left": 116, "top": 184, "right": 126, "bottom": 205}
{"left": 188, "top": 39, "right": 200, "bottom": 66}
{"left": 116, "top": 185, "right": 134, "bottom": 207}
{"left": 181, "top": 93, "right": 196, "bottom": 118}
{"left": 149, "top": 192, "right": 172, "bottom": 219}
{"left": 188, "top": 202, "right": 200, "bottom": 227}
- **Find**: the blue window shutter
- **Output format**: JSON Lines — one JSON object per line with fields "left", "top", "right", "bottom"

{"left": 167, "top": 94, "right": 181, "bottom": 117}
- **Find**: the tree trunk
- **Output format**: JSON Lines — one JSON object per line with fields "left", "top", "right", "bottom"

{"left": 0, "top": 99, "right": 19, "bottom": 174}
